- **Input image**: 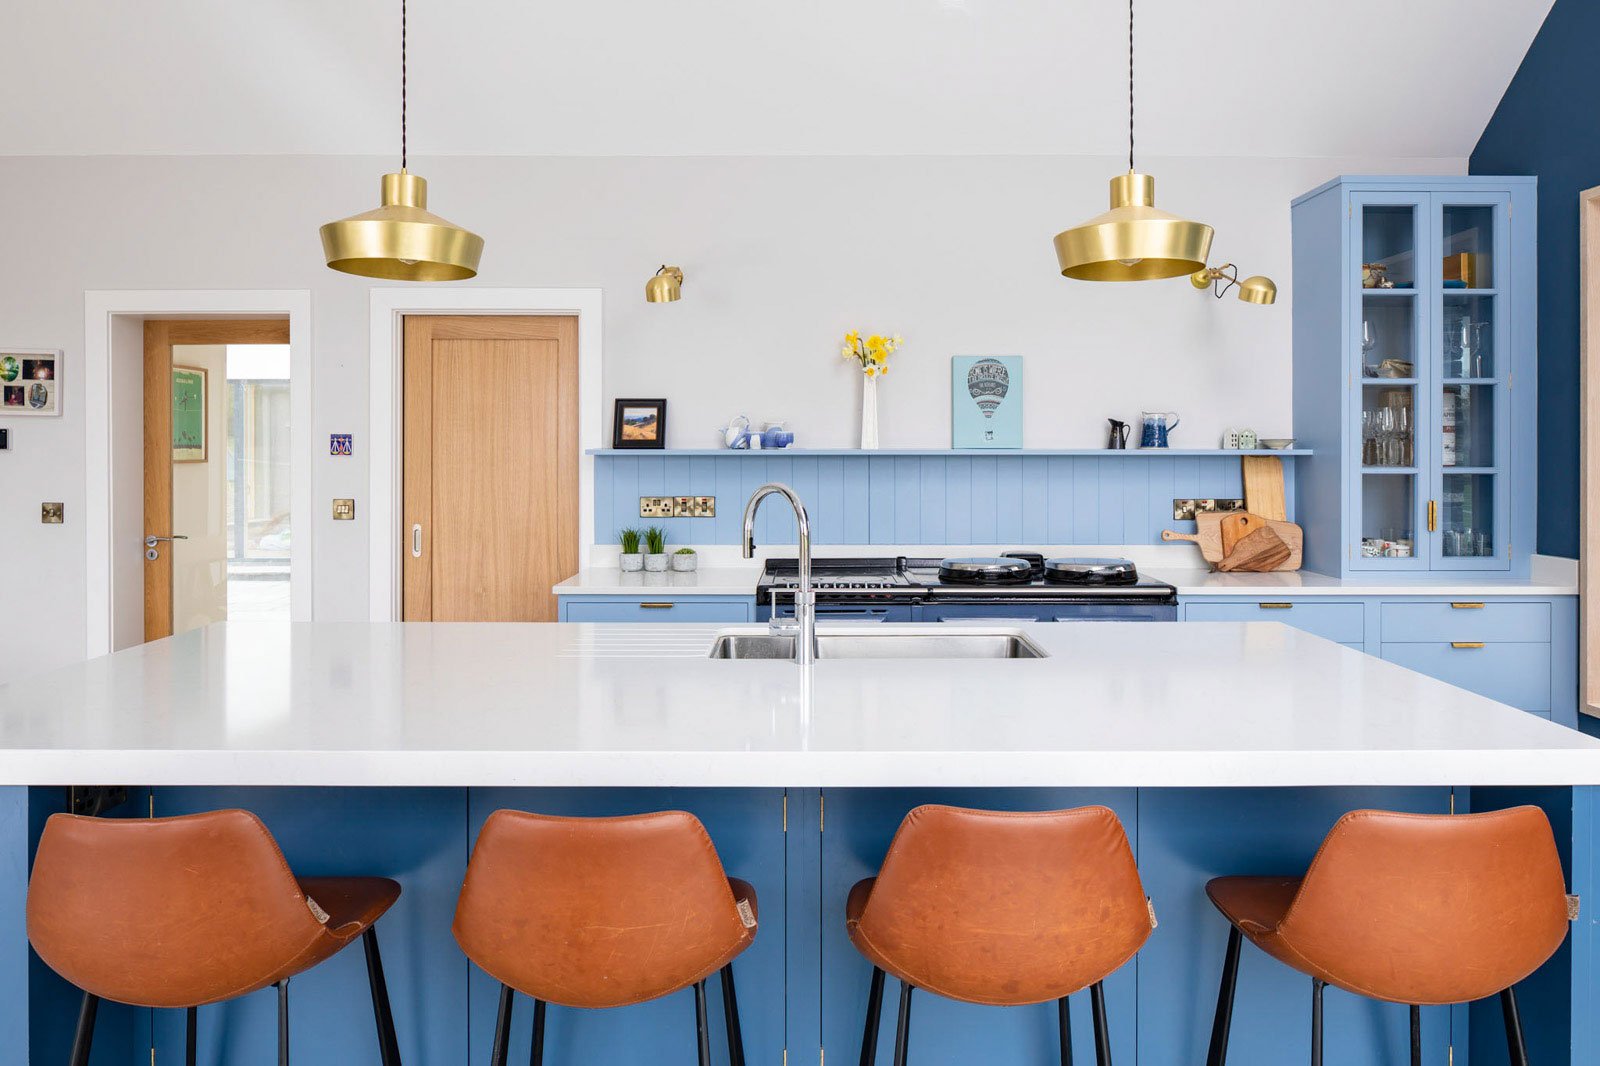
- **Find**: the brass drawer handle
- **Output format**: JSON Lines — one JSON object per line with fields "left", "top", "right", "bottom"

{"left": 1258, "top": 602, "right": 1293, "bottom": 610}
{"left": 1450, "top": 602, "right": 1485, "bottom": 610}
{"left": 639, "top": 602, "right": 675, "bottom": 609}
{"left": 1451, "top": 641, "right": 1486, "bottom": 649}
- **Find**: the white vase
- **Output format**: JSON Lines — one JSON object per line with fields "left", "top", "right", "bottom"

{"left": 860, "top": 373, "right": 880, "bottom": 450}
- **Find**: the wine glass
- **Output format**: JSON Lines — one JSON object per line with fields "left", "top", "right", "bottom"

{"left": 1362, "top": 320, "right": 1378, "bottom": 375}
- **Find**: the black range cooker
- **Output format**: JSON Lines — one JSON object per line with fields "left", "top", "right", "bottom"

{"left": 756, "top": 553, "right": 1178, "bottom": 623}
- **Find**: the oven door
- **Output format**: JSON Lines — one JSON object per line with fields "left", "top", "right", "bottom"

{"left": 918, "top": 602, "right": 1178, "bottom": 623}
{"left": 759, "top": 601, "right": 914, "bottom": 623}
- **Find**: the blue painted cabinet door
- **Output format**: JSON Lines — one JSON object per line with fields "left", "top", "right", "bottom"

{"left": 561, "top": 597, "right": 754, "bottom": 622}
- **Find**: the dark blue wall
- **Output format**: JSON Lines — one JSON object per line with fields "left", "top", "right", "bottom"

{"left": 1471, "top": 0, "right": 1599, "bottom": 559}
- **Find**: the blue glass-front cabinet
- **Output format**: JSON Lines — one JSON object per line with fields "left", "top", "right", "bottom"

{"left": 1292, "top": 176, "right": 1535, "bottom": 577}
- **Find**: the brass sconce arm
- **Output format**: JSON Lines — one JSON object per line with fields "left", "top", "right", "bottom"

{"left": 1191, "top": 262, "right": 1277, "bottom": 305}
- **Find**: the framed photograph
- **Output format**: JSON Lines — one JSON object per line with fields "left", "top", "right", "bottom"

{"left": 952, "top": 356, "right": 1022, "bottom": 448}
{"left": 172, "top": 365, "right": 208, "bottom": 462}
{"left": 0, "top": 348, "right": 61, "bottom": 417}
{"left": 612, "top": 398, "right": 667, "bottom": 449}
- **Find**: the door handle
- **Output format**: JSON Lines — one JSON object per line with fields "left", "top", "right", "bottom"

{"left": 143, "top": 534, "right": 188, "bottom": 561}
{"left": 411, "top": 524, "right": 423, "bottom": 558}
{"left": 1427, "top": 500, "right": 1438, "bottom": 533}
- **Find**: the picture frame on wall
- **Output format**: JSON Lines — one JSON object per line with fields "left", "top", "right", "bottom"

{"left": 952, "top": 356, "right": 1022, "bottom": 448}
{"left": 172, "top": 365, "right": 208, "bottom": 463}
{"left": 0, "top": 348, "right": 62, "bottom": 417}
{"left": 612, "top": 398, "right": 668, "bottom": 449}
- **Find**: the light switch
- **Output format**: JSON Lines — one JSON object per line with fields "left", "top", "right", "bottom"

{"left": 693, "top": 496, "right": 716, "bottom": 518}
{"left": 332, "top": 498, "right": 356, "bottom": 521}
{"left": 41, "top": 502, "right": 63, "bottom": 524}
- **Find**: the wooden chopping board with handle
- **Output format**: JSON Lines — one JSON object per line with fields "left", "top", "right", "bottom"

{"left": 1162, "top": 510, "right": 1304, "bottom": 570}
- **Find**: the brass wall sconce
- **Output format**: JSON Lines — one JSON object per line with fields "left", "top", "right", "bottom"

{"left": 645, "top": 266, "right": 684, "bottom": 303}
{"left": 1191, "top": 264, "right": 1277, "bottom": 305}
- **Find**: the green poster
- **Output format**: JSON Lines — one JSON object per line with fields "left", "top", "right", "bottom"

{"left": 172, "top": 366, "right": 207, "bottom": 462}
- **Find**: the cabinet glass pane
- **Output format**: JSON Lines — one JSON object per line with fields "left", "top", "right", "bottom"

{"left": 1441, "top": 473, "right": 1495, "bottom": 558}
{"left": 1441, "top": 205, "right": 1494, "bottom": 289}
{"left": 1442, "top": 295, "right": 1496, "bottom": 378}
{"left": 1360, "top": 476, "right": 1416, "bottom": 559}
{"left": 1361, "top": 205, "right": 1416, "bottom": 289}
{"left": 1362, "top": 384, "right": 1415, "bottom": 468}
{"left": 1360, "top": 296, "right": 1416, "bottom": 379}
{"left": 1441, "top": 384, "right": 1494, "bottom": 469}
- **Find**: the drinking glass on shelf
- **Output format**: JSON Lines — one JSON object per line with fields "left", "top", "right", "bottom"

{"left": 1361, "top": 410, "right": 1377, "bottom": 465}
{"left": 1362, "top": 319, "right": 1378, "bottom": 375}
{"left": 1397, "top": 406, "right": 1412, "bottom": 467}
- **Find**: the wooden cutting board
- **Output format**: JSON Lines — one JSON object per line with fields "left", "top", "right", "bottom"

{"left": 1163, "top": 510, "right": 1304, "bottom": 570}
{"left": 1216, "top": 526, "right": 1292, "bottom": 572}
{"left": 1241, "top": 456, "right": 1287, "bottom": 521}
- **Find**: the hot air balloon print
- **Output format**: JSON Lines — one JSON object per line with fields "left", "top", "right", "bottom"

{"left": 952, "top": 356, "right": 1023, "bottom": 449}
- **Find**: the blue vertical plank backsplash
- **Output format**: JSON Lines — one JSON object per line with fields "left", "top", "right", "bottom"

{"left": 594, "top": 454, "right": 1289, "bottom": 546}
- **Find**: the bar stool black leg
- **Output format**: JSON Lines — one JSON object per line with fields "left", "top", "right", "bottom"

{"left": 892, "top": 981, "right": 913, "bottom": 1066}
{"left": 694, "top": 979, "right": 712, "bottom": 1066}
{"left": 1058, "top": 995, "right": 1073, "bottom": 1066}
{"left": 1409, "top": 1005, "right": 1421, "bottom": 1066}
{"left": 277, "top": 979, "right": 290, "bottom": 1066}
{"left": 68, "top": 991, "right": 98, "bottom": 1066}
{"left": 1310, "top": 979, "right": 1325, "bottom": 1066}
{"left": 362, "top": 928, "right": 403, "bottom": 1066}
{"left": 186, "top": 1005, "right": 198, "bottom": 1066}
{"left": 720, "top": 962, "right": 746, "bottom": 1066}
{"left": 1089, "top": 981, "right": 1111, "bottom": 1066}
{"left": 859, "top": 967, "right": 886, "bottom": 1066}
{"left": 490, "top": 983, "right": 514, "bottom": 1066}
{"left": 1501, "top": 986, "right": 1530, "bottom": 1066}
{"left": 1207, "top": 926, "right": 1242, "bottom": 1066}
{"left": 529, "top": 999, "right": 546, "bottom": 1066}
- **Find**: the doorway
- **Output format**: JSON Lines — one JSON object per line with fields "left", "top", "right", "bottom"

{"left": 401, "top": 315, "right": 580, "bottom": 621}
{"left": 143, "top": 319, "right": 292, "bottom": 641}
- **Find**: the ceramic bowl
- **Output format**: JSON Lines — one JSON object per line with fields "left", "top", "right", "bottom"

{"left": 1259, "top": 438, "right": 1296, "bottom": 450}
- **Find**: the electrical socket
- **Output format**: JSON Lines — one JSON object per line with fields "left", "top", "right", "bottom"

{"left": 639, "top": 496, "right": 675, "bottom": 518}
{"left": 1171, "top": 498, "right": 1244, "bottom": 521}
{"left": 693, "top": 496, "right": 716, "bottom": 518}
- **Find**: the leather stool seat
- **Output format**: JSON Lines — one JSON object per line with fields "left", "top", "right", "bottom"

{"left": 1203, "top": 806, "right": 1574, "bottom": 1066}
{"left": 27, "top": 809, "right": 404, "bottom": 1066}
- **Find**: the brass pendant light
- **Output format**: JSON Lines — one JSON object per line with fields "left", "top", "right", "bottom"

{"left": 1053, "top": 0, "right": 1212, "bottom": 282}
{"left": 320, "top": 0, "right": 483, "bottom": 281}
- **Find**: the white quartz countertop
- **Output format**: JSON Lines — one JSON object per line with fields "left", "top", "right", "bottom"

{"left": 1, "top": 621, "right": 1597, "bottom": 789}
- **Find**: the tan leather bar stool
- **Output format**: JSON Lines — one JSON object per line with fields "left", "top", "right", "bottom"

{"left": 1205, "top": 806, "right": 1574, "bottom": 1066}
{"left": 27, "top": 810, "right": 403, "bottom": 1066}
{"left": 452, "top": 809, "right": 758, "bottom": 1066}
{"left": 846, "top": 805, "right": 1155, "bottom": 1066}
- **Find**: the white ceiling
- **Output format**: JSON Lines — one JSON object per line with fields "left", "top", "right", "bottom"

{"left": 0, "top": 0, "right": 1551, "bottom": 158}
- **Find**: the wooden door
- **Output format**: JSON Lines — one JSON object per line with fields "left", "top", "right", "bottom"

{"left": 403, "top": 316, "right": 579, "bottom": 621}
{"left": 143, "top": 319, "right": 289, "bottom": 641}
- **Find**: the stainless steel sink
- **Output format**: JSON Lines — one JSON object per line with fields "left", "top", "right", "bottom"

{"left": 708, "top": 629, "right": 1047, "bottom": 660}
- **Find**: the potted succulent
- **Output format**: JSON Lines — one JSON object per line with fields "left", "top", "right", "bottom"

{"left": 643, "top": 527, "right": 669, "bottom": 572}
{"left": 671, "top": 547, "right": 698, "bottom": 573}
{"left": 618, "top": 528, "right": 643, "bottom": 572}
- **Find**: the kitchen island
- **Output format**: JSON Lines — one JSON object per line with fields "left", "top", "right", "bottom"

{"left": 2, "top": 621, "right": 1597, "bottom": 1064}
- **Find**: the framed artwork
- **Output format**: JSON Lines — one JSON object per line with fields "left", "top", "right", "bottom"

{"left": 0, "top": 348, "right": 61, "bottom": 417}
{"left": 952, "top": 356, "right": 1022, "bottom": 448}
{"left": 172, "top": 366, "right": 208, "bottom": 462}
{"left": 612, "top": 398, "right": 667, "bottom": 449}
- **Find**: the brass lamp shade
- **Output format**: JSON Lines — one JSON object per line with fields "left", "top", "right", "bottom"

{"left": 645, "top": 266, "right": 684, "bottom": 303}
{"left": 1238, "top": 275, "right": 1277, "bottom": 305}
{"left": 320, "top": 172, "right": 483, "bottom": 281}
{"left": 1054, "top": 172, "right": 1214, "bottom": 282}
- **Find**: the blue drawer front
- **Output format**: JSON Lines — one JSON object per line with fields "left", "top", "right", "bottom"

{"left": 1380, "top": 601, "right": 1551, "bottom": 643}
{"left": 1380, "top": 642, "right": 1552, "bottom": 711}
{"left": 1185, "top": 601, "right": 1365, "bottom": 644}
{"left": 562, "top": 598, "right": 752, "bottom": 623}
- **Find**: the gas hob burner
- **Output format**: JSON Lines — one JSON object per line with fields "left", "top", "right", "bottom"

{"left": 937, "top": 556, "right": 1037, "bottom": 585}
{"left": 1043, "top": 557, "right": 1139, "bottom": 586}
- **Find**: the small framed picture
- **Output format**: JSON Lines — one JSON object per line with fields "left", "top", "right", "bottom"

{"left": 612, "top": 398, "right": 668, "bottom": 449}
{"left": 172, "top": 365, "right": 208, "bottom": 463}
{"left": 952, "top": 355, "right": 1023, "bottom": 448}
{"left": 0, "top": 349, "right": 61, "bottom": 417}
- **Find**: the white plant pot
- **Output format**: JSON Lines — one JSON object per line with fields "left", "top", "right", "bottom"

{"left": 619, "top": 553, "right": 644, "bottom": 572}
{"left": 644, "top": 553, "right": 670, "bottom": 572}
{"left": 860, "top": 373, "right": 879, "bottom": 450}
{"left": 671, "top": 553, "right": 698, "bottom": 572}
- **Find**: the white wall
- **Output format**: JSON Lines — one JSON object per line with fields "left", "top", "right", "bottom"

{"left": 0, "top": 152, "right": 1464, "bottom": 681}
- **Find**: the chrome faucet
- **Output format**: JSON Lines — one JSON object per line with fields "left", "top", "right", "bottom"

{"left": 742, "top": 483, "right": 816, "bottom": 665}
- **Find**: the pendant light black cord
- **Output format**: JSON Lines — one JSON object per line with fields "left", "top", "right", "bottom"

{"left": 1127, "top": 0, "right": 1135, "bottom": 172}
{"left": 401, "top": 0, "right": 408, "bottom": 171}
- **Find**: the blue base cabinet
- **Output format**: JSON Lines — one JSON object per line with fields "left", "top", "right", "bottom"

{"left": 558, "top": 595, "right": 755, "bottom": 623}
{"left": 1181, "top": 595, "right": 1577, "bottom": 726}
